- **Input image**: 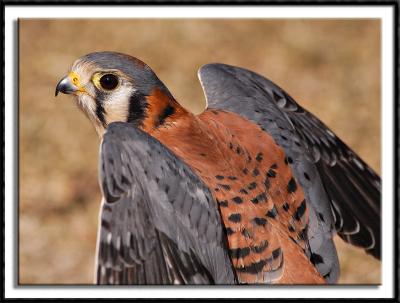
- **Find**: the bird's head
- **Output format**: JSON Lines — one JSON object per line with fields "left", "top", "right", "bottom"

{"left": 55, "top": 51, "right": 183, "bottom": 137}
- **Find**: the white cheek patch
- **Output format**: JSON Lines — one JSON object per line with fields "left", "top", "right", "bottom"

{"left": 77, "top": 93, "right": 97, "bottom": 121}
{"left": 103, "top": 85, "right": 135, "bottom": 125}
{"left": 77, "top": 93, "right": 104, "bottom": 136}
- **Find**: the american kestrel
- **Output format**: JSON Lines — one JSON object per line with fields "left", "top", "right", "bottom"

{"left": 55, "top": 51, "right": 380, "bottom": 284}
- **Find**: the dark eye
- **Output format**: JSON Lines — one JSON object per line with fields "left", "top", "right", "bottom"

{"left": 99, "top": 74, "right": 119, "bottom": 90}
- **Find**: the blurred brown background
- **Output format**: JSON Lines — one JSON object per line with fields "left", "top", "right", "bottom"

{"left": 19, "top": 19, "right": 381, "bottom": 284}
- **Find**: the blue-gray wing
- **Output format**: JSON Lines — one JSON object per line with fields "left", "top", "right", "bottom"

{"left": 96, "top": 122, "right": 236, "bottom": 285}
{"left": 198, "top": 63, "right": 381, "bottom": 281}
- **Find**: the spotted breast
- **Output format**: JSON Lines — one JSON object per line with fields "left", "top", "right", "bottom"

{"left": 150, "top": 109, "right": 325, "bottom": 284}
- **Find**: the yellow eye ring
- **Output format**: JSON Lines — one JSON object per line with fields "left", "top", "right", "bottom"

{"left": 92, "top": 72, "right": 120, "bottom": 91}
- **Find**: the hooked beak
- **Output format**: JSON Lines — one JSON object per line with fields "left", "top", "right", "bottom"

{"left": 55, "top": 76, "right": 78, "bottom": 97}
{"left": 55, "top": 71, "right": 86, "bottom": 97}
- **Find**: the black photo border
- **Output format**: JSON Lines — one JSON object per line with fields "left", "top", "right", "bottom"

{"left": 2, "top": 0, "right": 399, "bottom": 302}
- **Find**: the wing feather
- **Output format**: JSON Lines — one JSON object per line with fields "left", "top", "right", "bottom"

{"left": 198, "top": 63, "right": 381, "bottom": 278}
{"left": 96, "top": 122, "right": 236, "bottom": 284}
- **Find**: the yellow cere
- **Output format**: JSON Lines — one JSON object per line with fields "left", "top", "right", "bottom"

{"left": 68, "top": 71, "right": 86, "bottom": 92}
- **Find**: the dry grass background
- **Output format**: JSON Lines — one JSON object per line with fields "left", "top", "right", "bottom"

{"left": 19, "top": 19, "right": 381, "bottom": 285}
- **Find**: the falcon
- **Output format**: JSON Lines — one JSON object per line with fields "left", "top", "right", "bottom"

{"left": 55, "top": 51, "right": 381, "bottom": 285}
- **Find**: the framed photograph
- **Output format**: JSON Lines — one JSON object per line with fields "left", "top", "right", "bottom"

{"left": 4, "top": 1, "right": 398, "bottom": 301}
